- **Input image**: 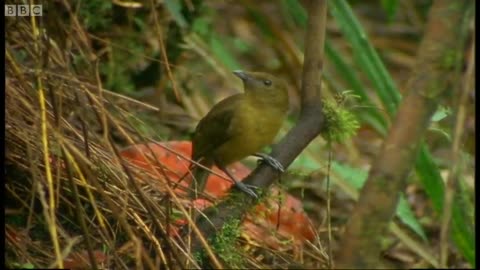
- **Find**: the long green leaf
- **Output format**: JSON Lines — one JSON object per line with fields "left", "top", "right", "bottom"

{"left": 329, "top": 0, "right": 402, "bottom": 117}
{"left": 164, "top": 0, "right": 188, "bottom": 28}
{"left": 210, "top": 34, "right": 240, "bottom": 70}
{"left": 416, "top": 146, "right": 475, "bottom": 265}
{"left": 397, "top": 194, "right": 428, "bottom": 242}
{"left": 282, "top": 0, "right": 388, "bottom": 135}
{"left": 332, "top": 161, "right": 428, "bottom": 241}
{"left": 380, "top": 0, "right": 400, "bottom": 22}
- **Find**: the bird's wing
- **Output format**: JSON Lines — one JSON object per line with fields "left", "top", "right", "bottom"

{"left": 191, "top": 94, "right": 243, "bottom": 160}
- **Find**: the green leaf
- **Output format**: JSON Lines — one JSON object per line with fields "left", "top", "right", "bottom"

{"left": 282, "top": 0, "right": 387, "bottom": 135}
{"left": 415, "top": 146, "right": 444, "bottom": 211}
{"left": 416, "top": 146, "right": 475, "bottom": 265}
{"left": 23, "top": 263, "right": 35, "bottom": 269}
{"left": 332, "top": 162, "right": 427, "bottom": 241}
{"left": 282, "top": 0, "right": 308, "bottom": 27}
{"left": 133, "top": 17, "right": 146, "bottom": 31}
{"left": 329, "top": 0, "right": 402, "bottom": 117}
{"left": 192, "top": 17, "right": 211, "bottom": 37}
{"left": 247, "top": 8, "right": 274, "bottom": 39}
{"left": 431, "top": 106, "right": 451, "bottom": 122}
{"left": 233, "top": 38, "right": 252, "bottom": 53}
{"left": 428, "top": 127, "right": 451, "bottom": 141}
{"left": 332, "top": 161, "right": 367, "bottom": 189}
{"left": 396, "top": 194, "right": 428, "bottom": 241}
{"left": 291, "top": 154, "right": 320, "bottom": 171}
{"left": 210, "top": 35, "right": 240, "bottom": 70}
{"left": 13, "top": 262, "right": 35, "bottom": 269}
{"left": 380, "top": 0, "right": 399, "bottom": 22}
{"left": 164, "top": 0, "right": 188, "bottom": 28}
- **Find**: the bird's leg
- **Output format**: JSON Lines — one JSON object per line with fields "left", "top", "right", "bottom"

{"left": 253, "top": 153, "right": 285, "bottom": 172}
{"left": 215, "top": 162, "right": 258, "bottom": 199}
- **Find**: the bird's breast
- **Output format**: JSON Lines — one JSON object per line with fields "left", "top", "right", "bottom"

{"left": 213, "top": 102, "right": 286, "bottom": 166}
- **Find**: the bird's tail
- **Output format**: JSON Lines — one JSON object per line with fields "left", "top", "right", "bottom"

{"left": 188, "top": 159, "right": 212, "bottom": 198}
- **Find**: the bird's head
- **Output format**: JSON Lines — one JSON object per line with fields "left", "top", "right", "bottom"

{"left": 233, "top": 70, "right": 289, "bottom": 109}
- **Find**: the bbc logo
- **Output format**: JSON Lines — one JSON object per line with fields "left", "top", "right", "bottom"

{"left": 5, "top": 5, "right": 43, "bottom": 16}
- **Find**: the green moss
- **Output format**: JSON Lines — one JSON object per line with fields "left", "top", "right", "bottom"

{"left": 320, "top": 98, "right": 360, "bottom": 143}
{"left": 441, "top": 50, "right": 458, "bottom": 70}
{"left": 196, "top": 218, "right": 245, "bottom": 268}
{"left": 211, "top": 218, "right": 244, "bottom": 268}
{"left": 193, "top": 251, "right": 203, "bottom": 265}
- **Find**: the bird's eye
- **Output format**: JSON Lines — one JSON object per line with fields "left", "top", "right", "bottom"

{"left": 263, "top": 80, "right": 272, "bottom": 86}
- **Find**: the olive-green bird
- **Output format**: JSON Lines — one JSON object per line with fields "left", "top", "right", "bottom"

{"left": 189, "top": 70, "right": 289, "bottom": 198}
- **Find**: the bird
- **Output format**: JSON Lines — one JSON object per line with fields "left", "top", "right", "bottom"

{"left": 189, "top": 70, "right": 289, "bottom": 198}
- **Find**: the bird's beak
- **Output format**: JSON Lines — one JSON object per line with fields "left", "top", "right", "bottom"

{"left": 233, "top": 70, "right": 250, "bottom": 82}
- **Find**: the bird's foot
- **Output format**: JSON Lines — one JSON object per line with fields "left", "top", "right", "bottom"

{"left": 216, "top": 161, "right": 259, "bottom": 199}
{"left": 255, "top": 153, "right": 285, "bottom": 172}
{"left": 233, "top": 181, "right": 258, "bottom": 198}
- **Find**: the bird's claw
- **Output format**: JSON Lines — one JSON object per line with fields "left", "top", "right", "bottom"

{"left": 233, "top": 181, "right": 258, "bottom": 199}
{"left": 256, "top": 153, "right": 285, "bottom": 172}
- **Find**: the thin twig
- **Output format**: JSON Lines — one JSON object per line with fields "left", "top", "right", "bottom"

{"left": 149, "top": 0, "right": 182, "bottom": 103}
{"left": 30, "top": 5, "right": 64, "bottom": 267}
{"left": 326, "top": 143, "right": 333, "bottom": 269}
{"left": 439, "top": 29, "right": 475, "bottom": 267}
